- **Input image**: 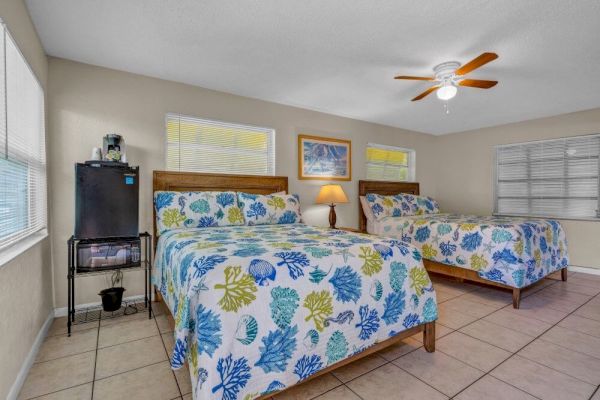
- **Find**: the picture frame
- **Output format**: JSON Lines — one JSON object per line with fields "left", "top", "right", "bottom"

{"left": 298, "top": 134, "right": 352, "bottom": 181}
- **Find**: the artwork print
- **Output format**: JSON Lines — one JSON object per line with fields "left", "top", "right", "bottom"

{"left": 298, "top": 135, "right": 351, "bottom": 181}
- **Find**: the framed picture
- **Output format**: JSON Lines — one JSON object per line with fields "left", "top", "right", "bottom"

{"left": 298, "top": 134, "right": 351, "bottom": 181}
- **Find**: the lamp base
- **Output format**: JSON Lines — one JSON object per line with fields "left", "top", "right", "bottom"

{"left": 329, "top": 204, "right": 337, "bottom": 229}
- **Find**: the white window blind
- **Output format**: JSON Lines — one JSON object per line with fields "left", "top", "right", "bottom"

{"left": 0, "top": 21, "right": 47, "bottom": 252}
{"left": 495, "top": 134, "right": 600, "bottom": 219}
{"left": 166, "top": 113, "right": 275, "bottom": 176}
{"left": 366, "top": 143, "right": 415, "bottom": 181}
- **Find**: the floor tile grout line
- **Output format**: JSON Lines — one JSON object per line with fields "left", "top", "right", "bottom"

{"left": 90, "top": 319, "right": 101, "bottom": 400}
{"left": 462, "top": 316, "right": 538, "bottom": 338}
{"left": 93, "top": 347, "right": 169, "bottom": 382}
{"left": 342, "top": 384, "right": 366, "bottom": 400}
{"left": 498, "top": 305, "right": 572, "bottom": 324}
{"left": 535, "top": 284, "right": 599, "bottom": 297}
{"left": 32, "top": 348, "right": 97, "bottom": 366}
{"left": 25, "top": 382, "right": 94, "bottom": 400}
{"left": 588, "top": 385, "right": 599, "bottom": 400}
{"left": 340, "top": 352, "right": 450, "bottom": 399}
{"left": 392, "top": 360, "right": 463, "bottom": 399}
{"left": 546, "top": 321, "right": 600, "bottom": 340}
{"left": 531, "top": 335, "right": 600, "bottom": 361}
{"left": 156, "top": 314, "right": 184, "bottom": 397}
{"left": 342, "top": 347, "right": 419, "bottom": 388}
{"left": 97, "top": 331, "right": 161, "bottom": 350}
{"left": 93, "top": 359, "right": 169, "bottom": 383}
{"left": 98, "top": 330, "right": 165, "bottom": 351}
{"left": 46, "top": 321, "right": 98, "bottom": 338}
{"left": 303, "top": 373, "right": 344, "bottom": 400}
{"left": 558, "top": 315, "right": 600, "bottom": 338}
{"left": 457, "top": 328, "right": 531, "bottom": 353}
{"left": 433, "top": 344, "right": 505, "bottom": 375}
{"left": 450, "top": 287, "right": 600, "bottom": 399}
{"left": 516, "top": 348, "right": 600, "bottom": 387}
{"left": 533, "top": 293, "right": 597, "bottom": 308}
{"left": 332, "top": 358, "right": 391, "bottom": 387}
{"left": 32, "top": 330, "right": 162, "bottom": 366}
{"left": 448, "top": 377, "right": 544, "bottom": 400}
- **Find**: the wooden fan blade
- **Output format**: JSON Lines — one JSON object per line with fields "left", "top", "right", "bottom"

{"left": 394, "top": 75, "right": 435, "bottom": 81}
{"left": 458, "top": 79, "right": 498, "bottom": 89}
{"left": 412, "top": 86, "right": 439, "bottom": 101}
{"left": 455, "top": 52, "right": 498, "bottom": 76}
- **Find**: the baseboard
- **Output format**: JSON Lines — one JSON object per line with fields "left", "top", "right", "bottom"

{"left": 54, "top": 294, "right": 148, "bottom": 317}
{"left": 7, "top": 310, "right": 54, "bottom": 400}
{"left": 568, "top": 265, "right": 600, "bottom": 276}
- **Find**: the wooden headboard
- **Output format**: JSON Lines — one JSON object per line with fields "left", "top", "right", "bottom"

{"left": 152, "top": 171, "right": 288, "bottom": 243}
{"left": 358, "top": 180, "right": 420, "bottom": 233}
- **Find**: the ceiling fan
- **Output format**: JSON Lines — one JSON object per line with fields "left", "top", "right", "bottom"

{"left": 395, "top": 52, "right": 498, "bottom": 101}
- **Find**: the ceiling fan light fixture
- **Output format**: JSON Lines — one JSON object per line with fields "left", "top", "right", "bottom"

{"left": 436, "top": 82, "right": 457, "bottom": 101}
{"left": 395, "top": 53, "right": 498, "bottom": 103}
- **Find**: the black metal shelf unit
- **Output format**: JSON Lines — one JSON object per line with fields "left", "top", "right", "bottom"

{"left": 67, "top": 232, "right": 152, "bottom": 336}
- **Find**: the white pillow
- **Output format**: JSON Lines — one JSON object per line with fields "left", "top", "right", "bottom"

{"left": 360, "top": 196, "right": 376, "bottom": 221}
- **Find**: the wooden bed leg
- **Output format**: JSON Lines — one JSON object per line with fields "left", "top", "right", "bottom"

{"left": 512, "top": 288, "right": 521, "bottom": 309}
{"left": 424, "top": 321, "right": 435, "bottom": 352}
{"left": 561, "top": 268, "right": 568, "bottom": 282}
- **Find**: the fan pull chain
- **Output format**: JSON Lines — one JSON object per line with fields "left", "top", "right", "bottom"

{"left": 444, "top": 101, "right": 450, "bottom": 115}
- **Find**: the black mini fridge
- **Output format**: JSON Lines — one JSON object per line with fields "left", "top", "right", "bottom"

{"left": 75, "top": 163, "right": 139, "bottom": 239}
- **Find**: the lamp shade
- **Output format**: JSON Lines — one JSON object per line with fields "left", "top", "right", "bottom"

{"left": 316, "top": 184, "right": 349, "bottom": 205}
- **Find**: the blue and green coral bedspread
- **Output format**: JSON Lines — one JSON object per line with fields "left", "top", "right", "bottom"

{"left": 154, "top": 224, "right": 437, "bottom": 400}
{"left": 371, "top": 214, "right": 569, "bottom": 288}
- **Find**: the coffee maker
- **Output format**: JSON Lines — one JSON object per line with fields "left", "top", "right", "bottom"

{"left": 102, "top": 133, "right": 126, "bottom": 162}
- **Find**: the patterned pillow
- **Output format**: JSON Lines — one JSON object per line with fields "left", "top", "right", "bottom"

{"left": 154, "top": 191, "right": 244, "bottom": 234}
{"left": 238, "top": 192, "right": 302, "bottom": 225}
{"left": 365, "top": 193, "right": 439, "bottom": 220}
{"left": 399, "top": 194, "right": 440, "bottom": 216}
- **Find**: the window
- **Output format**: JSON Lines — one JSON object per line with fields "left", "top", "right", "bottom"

{"left": 366, "top": 143, "right": 415, "bottom": 181}
{"left": 166, "top": 113, "right": 275, "bottom": 176}
{"left": 0, "top": 22, "right": 47, "bottom": 253}
{"left": 495, "top": 134, "right": 600, "bottom": 219}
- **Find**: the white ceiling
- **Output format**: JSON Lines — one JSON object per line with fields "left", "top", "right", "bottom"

{"left": 26, "top": 0, "right": 600, "bottom": 135}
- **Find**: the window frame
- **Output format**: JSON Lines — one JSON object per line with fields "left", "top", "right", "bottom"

{"left": 164, "top": 113, "right": 276, "bottom": 176}
{"left": 0, "top": 19, "right": 48, "bottom": 267}
{"left": 493, "top": 133, "right": 600, "bottom": 221}
{"left": 365, "top": 143, "right": 416, "bottom": 182}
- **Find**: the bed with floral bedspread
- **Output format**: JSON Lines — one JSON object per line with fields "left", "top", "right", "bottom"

{"left": 370, "top": 214, "right": 569, "bottom": 288}
{"left": 154, "top": 224, "right": 437, "bottom": 400}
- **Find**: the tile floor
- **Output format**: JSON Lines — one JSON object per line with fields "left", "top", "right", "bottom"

{"left": 19, "top": 271, "right": 600, "bottom": 400}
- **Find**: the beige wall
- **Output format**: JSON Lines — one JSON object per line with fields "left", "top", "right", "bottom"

{"left": 47, "top": 57, "right": 438, "bottom": 308}
{"left": 434, "top": 108, "right": 600, "bottom": 269}
{"left": 0, "top": 1, "right": 51, "bottom": 398}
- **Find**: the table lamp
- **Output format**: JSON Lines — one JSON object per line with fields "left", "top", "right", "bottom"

{"left": 316, "top": 184, "right": 349, "bottom": 229}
